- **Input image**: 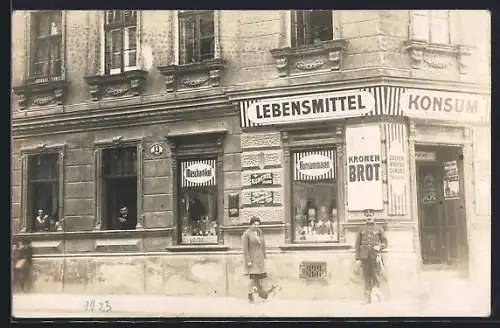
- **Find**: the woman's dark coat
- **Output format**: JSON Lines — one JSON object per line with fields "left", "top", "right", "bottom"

{"left": 242, "top": 227, "right": 267, "bottom": 275}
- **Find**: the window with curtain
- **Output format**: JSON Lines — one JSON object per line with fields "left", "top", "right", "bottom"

{"left": 291, "top": 10, "right": 333, "bottom": 47}
{"left": 27, "top": 153, "right": 59, "bottom": 232}
{"left": 31, "top": 11, "right": 62, "bottom": 79}
{"left": 104, "top": 10, "right": 138, "bottom": 75}
{"left": 411, "top": 10, "right": 451, "bottom": 44}
{"left": 291, "top": 149, "right": 339, "bottom": 243}
{"left": 178, "top": 10, "right": 215, "bottom": 64}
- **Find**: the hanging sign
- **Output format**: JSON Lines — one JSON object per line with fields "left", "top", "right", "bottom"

{"left": 246, "top": 90, "right": 376, "bottom": 126}
{"left": 181, "top": 160, "right": 216, "bottom": 187}
{"left": 346, "top": 125, "right": 383, "bottom": 211}
{"left": 400, "top": 89, "right": 489, "bottom": 123}
{"left": 443, "top": 160, "right": 460, "bottom": 200}
{"left": 294, "top": 150, "right": 335, "bottom": 181}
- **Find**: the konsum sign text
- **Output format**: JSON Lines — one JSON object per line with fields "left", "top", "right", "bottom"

{"left": 400, "top": 89, "right": 490, "bottom": 123}
{"left": 247, "top": 90, "right": 376, "bottom": 125}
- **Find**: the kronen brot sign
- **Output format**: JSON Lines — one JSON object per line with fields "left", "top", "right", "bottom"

{"left": 247, "top": 90, "right": 376, "bottom": 125}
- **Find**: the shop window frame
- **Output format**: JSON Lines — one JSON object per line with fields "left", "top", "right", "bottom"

{"left": 166, "top": 130, "right": 226, "bottom": 248}
{"left": 280, "top": 126, "right": 347, "bottom": 247}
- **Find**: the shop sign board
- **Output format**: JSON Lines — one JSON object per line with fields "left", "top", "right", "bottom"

{"left": 400, "top": 89, "right": 490, "bottom": 123}
{"left": 346, "top": 125, "right": 383, "bottom": 211}
{"left": 246, "top": 90, "right": 376, "bottom": 125}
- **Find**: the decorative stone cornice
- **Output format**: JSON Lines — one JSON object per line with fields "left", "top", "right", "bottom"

{"left": 158, "top": 58, "right": 226, "bottom": 92}
{"left": 11, "top": 92, "right": 234, "bottom": 138}
{"left": 403, "top": 40, "right": 474, "bottom": 74}
{"left": 270, "top": 39, "right": 348, "bottom": 77}
{"left": 12, "top": 77, "right": 68, "bottom": 110}
{"left": 83, "top": 69, "right": 148, "bottom": 101}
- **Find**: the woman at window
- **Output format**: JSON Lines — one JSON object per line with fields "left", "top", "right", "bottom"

{"left": 242, "top": 216, "right": 278, "bottom": 303}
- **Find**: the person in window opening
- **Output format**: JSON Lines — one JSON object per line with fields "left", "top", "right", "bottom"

{"left": 13, "top": 240, "right": 33, "bottom": 293}
{"left": 354, "top": 209, "right": 388, "bottom": 304}
{"left": 117, "top": 206, "right": 132, "bottom": 230}
{"left": 242, "top": 216, "right": 279, "bottom": 303}
{"left": 35, "top": 209, "right": 49, "bottom": 232}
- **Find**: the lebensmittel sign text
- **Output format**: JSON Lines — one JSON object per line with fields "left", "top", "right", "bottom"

{"left": 246, "top": 90, "right": 376, "bottom": 125}
{"left": 400, "top": 89, "right": 489, "bottom": 123}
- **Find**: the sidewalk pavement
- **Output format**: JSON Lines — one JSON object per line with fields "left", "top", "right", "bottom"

{"left": 12, "top": 292, "right": 489, "bottom": 318}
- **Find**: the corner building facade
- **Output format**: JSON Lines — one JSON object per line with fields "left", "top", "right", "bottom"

{"left": 11, "top": 10, "right": 490, "bottom": 302}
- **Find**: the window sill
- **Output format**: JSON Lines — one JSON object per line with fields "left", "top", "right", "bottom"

{"left": 13, "top": 227, "right": 175, "bottom": 241}
{"left": 158, "top": 58, "right": 225, "bottom": 92}
{"left": 12, "top": 77, "right": 68, "bottom": 110}
{"left": 280, "top": 243, "right": 352, "bottom": 251}
{"left": 270, "top": 39, "right": 348, "bottom": 77}
{"left": 403, "top": 40, "right": 474, "bottom": 74}
{"left": 83, "top": 69, "right": 148, "bottom": 101}
{"left": 166, "top": 245, "right": 229, "bottom": 252}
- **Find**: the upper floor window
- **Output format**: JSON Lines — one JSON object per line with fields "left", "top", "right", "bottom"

{"left": 30, "top": 11, "right": 62, "bottom": 79}
{"left": 292, "top": 10, "right": 333, "bottom": 47}
{"left": 104, "top": 10, "right": 138, "bottom": 75}
{"left": 411, "top": 10, "right": 451, "bottom": 44}
{"left": 178, "top": 10, "right": 215, "bottom": 64}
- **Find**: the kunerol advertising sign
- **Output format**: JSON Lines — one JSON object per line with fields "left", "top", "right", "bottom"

{"left": 246, "top": 90, "right": 376, "bottom": 125}
{"left": 400, "top": 89, "right": 490, "bottom": 123}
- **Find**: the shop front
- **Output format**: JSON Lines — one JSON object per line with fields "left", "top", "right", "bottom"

{"left": 236, "top": 83, "right": 489, "bottom": 300}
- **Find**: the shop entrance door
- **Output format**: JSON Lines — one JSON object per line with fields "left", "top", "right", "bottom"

{"left": 416, "top": 146, "right": 468, "bottom": 268}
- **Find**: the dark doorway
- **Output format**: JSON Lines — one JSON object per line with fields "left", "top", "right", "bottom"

{"left": 416, "top": 145, "right": 468, "bottom": 269}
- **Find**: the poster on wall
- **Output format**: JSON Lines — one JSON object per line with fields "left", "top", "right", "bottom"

{"left": 385, "top": 123, "right": 408, "bottom": 215}
{"left": 443, "top": 160, "right": 460, "bottom": 200}
{"left": 228, "top": 194, "right": 239, "bottom": 217}
{"left": 346, "top": 125, "right": 383, "bottom": 211}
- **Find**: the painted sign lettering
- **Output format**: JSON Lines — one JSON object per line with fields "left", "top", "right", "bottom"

{"left": 250, "top": 172, "right": 274, "bottom": 186}
{"left": 346, "top": 125, "right": 384, "bottom": 211}
{"left": 184, "top": 163, "right": 215, "bottom": 184}
{"left": 246, "top": 90, "right": 375, "bottom": 125}
{"left": 299, "top": 154, "right": 333, "bottom": 177}
{"left": 400, "top": 89, "right": 489, "bottom": 123}
{"left": 250, "top": 191, "right": 274, "bottom": 205}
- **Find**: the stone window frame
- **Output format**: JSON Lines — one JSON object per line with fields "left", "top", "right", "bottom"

{"left": 13, "top": 11, "right": 68, "bottom": 110}
{"left": 19, "top": 143, "right": 66, "bottom": 233}
{"left": 93, "top": 136, "right": 144, "bottom": 231}
{"left": 280, "top": 125, "right": 346, "bottom": 245}
{"left": 99, "top": 10, "right": 143, "bottom": 76}
{"left": 166, "top": 130, "right": 226, "bottom": 247}
{"left": 270, "top": 10, "right": 347, "bottom": 77}
{"left": 404, "top": 10, "right": 473, "bottom": 73}
{"left": 158, "top": 10, "right": 225, "bottom": 93}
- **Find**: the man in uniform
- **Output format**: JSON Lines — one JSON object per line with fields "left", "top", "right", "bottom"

{"left": 355, "top": 209, "right": 388, "bottom": 304}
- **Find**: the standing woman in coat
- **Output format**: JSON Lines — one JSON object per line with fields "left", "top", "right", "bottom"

{"left": 242, "top": 216, "right": 278, "bottom": 303}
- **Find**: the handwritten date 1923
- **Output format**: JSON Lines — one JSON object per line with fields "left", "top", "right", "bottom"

{"left": 84, "top": 299, "right": 112, "bottom": 313}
